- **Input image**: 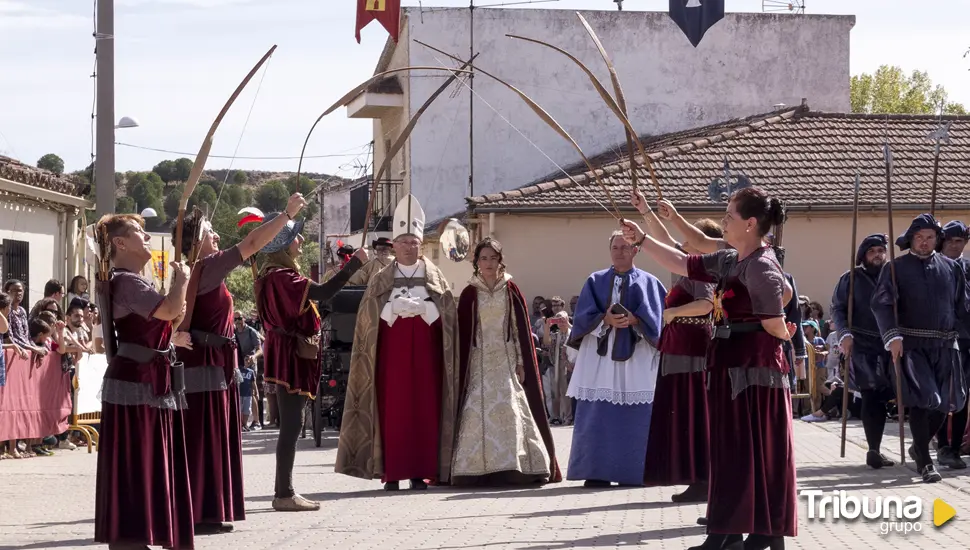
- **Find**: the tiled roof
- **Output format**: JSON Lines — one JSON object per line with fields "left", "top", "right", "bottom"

{"left": 467, "top": 104, "right": 970, "bottom": 212}
{"left": 0, "top": 156, "right": 88, "bottom": 197}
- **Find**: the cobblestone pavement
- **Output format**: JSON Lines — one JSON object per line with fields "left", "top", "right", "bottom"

{"left": 2, "top": 419, "right": 970, "bottom": 549}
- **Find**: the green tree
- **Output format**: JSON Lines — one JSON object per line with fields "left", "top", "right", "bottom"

{"left": 189, "top": 185, "right": 218, "bottom": 215}
{"left": 116, "top": 196, "right": 135, "bottom": 213}
{"left": 851, "top": 65, "right": 966, "bottom": 114}
{"left": 232, "top": 170, "right": 248, "bottom": 185}
{"left": 164, "top": 185, "right": 183, "bottom": 220}
{"left": 225, "top": 268, "right": 255, "bottom": 316}
{"left": 225, "top": 184, "right": 247, "bottom": 208}
{"left": 282, "top": 175, "right": 319, "bottom": 220}
{"left": 37, "top": 153, "right": 65, "bottom": 175}
{"left": 254, "top": 180, "right": 289, "bottom": 213}
{"left": 152, "top": 158, "right": 194, "bottom": 184}
{"left": 126, "top": 171, "right": 165, "bottom": 196}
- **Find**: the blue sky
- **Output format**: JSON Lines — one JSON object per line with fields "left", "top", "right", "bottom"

{"left": 1, "top": 0, "right": 967, "bottom": 181}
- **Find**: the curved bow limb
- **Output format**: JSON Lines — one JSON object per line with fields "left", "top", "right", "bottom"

{"left": 174, "top": 44, "right": 277, "bottom": 263}
{"left": 360, "top": 56, "right": 478, "bottom": 245}
{"left": 415, "top": 39, "right": 621, "bottom": 218}
{"left": 506, "top": 35, "right": 649, "bottom": 173}
{"left": 575, "top": 13, "right": 663, "bottom": 201}
{"left": 295, "top": 66, "right": 473, "bottom": 197}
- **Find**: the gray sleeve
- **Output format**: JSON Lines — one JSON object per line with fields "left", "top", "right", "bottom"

{"left": 114, "top": 272, "right": 165, "bottom": 320}
{"left": 198, "top": 247, "right": 244, "bottom": 295}
{"left": 744, "top": 254, "right": 786, "bottom": 318}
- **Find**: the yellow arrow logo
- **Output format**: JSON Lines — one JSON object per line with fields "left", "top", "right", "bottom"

{"left": 934, "top": 498, "right": 956, "bottom": 527}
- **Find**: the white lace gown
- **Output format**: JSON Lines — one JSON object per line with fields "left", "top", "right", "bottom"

{"left": 451, "top": 274, "right": 551, "bottom": 479}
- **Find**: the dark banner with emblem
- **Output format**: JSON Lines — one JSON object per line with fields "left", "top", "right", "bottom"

{"left": 669, "top": 0, "right": 725, "bottom": 48}
{"left": 356, "top": 0, "right": 401, "bottom": 44}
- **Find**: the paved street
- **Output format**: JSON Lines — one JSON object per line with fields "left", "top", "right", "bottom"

{"left": 3, "top": 418, "right": 970, "bottom": 549}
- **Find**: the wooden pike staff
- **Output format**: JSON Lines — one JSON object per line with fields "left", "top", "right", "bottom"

{"left": 882, "top": 139, "right": 907, "bottom": 464}
{"left": 840, "top": 170, "right": 861, "bottom": 458}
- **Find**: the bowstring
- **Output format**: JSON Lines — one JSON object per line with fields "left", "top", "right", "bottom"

{"left": 211, "top": 51, "right": 275, "bottom": 217}
{"left": 425, "top": 52, "right": 618, "bottom": 221}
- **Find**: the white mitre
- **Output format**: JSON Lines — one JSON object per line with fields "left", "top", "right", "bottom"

{"left": 392, "top": 193, "right": 425, "bottom": 241}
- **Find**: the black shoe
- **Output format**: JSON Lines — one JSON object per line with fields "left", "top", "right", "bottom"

{"left": 921, "top": 464, "right": 943, "bottom": 483}
{"left": 410, "top": 479, "right": 428, "bottom": 490}
{"left": 937, "top": 446, "right": 968, "bottom": 469}
{"left": 743, "top": 534, "right": 784, "bottom": 550}
{"left": 866, "top": 450, "right": 895, "bottom": 469}
{"left": 384, "top": 481, "right": 400, "bottom": 491}
{"left": 697, "top": 516, "right": 708, "bottom": 526}
{"left": 672, "top": 482, "right": 708, "bottom": 503}
{"left": 583, "top": 479, "right": 612, "bottom": 488}
{"left": 908, "top": 444, "right": 918, "bottom": 463}
{"left": 195, "top": 522, "right": 234, "bottom": 534}
{"left": 687, "top": 533, "right": 742, "bottom": 550}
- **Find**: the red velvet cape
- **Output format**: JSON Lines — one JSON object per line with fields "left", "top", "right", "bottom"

{"left": 457, "top": 279, "right": 562, "bottom": 483}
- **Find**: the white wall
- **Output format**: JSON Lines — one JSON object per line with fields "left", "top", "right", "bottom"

{"left": 398, "top": 8, "right": 854, "bottom": 221}
{"left": 0, "top": 200, "right": 63, "bottom": 306}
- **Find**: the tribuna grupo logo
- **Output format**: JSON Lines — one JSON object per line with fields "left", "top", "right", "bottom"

{"left": 800, "top": 490, "right": 956, "bottom": 535}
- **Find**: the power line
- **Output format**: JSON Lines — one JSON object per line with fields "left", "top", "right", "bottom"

{"left": 115, "top": 141, "right": 368, "bottom": 160}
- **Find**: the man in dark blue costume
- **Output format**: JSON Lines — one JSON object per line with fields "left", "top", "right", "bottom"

{"left": 934, "top": 220, "right": 970, "bottom": 468}
{"left": 831, "top": 234, "right": 896, "bottom": 469}
{"left": 872, "top": 214, "right": 969, "bottom": 483}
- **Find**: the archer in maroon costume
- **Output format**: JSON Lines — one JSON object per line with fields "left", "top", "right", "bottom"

{"left": 94, "top": 213, "right": 194, "bottom": 550}
{"left": 624, "top": 187, "right": 796, "bottom": 550}
{"left": 685, "top": 247, "right": 797, "bottom": 544}
{"left": 174, "top": 248, "right": 246, "bottom": 530}
{"left": 172, "top": 194, "right": 308, "bottom": 530}
{"left": 643, "top": 276, "right": 714, "bottom": 498}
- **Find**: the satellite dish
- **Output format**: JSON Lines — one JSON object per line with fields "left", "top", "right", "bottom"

{"left": 439, "top": 218, "right": 470, "bottom": 262}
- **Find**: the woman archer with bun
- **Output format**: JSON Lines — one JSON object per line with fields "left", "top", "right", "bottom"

{"left": 623, "top": 187, "right": 797, "bottom": 550}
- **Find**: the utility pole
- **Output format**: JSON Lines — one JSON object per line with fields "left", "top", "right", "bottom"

{"left": 95, "top": 0, "right": 115, "bottom": 218}
{"left": 468, "top": 0, "right": 475, "bottom": 201}
{"left": 317, "top": 181, "right": 325, "bottom": 282}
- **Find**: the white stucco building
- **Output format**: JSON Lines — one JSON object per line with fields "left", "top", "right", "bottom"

{"left": 345, "top": 7, "right": 855, "bottom": 225}
{"left": 0, "top": 156, "right": 92, "bottom": 305}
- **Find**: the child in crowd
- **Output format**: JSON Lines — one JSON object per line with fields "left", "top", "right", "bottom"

{"left": 240, "top": 363, "right": 256, "bottom": 431}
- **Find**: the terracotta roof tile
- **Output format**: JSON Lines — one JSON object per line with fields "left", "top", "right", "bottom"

{"left": 469, "top": 105, "right": 970, "bottom": 212}
{"left": 0, "top": 156, "right": 87, "bottom": 197}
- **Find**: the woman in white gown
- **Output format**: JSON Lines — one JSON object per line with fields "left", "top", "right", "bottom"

{"left": 453, "top": 238, "right": 561, "bottom": 485}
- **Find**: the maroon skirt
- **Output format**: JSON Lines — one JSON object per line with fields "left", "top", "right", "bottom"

{"left": 95, "top": 403, "right": 195, "bottom": 549}
{"left": 377, "top": 317, "right": 443, "bottom": 483}
{"left": 643, "top": 368, "right": 709, "bottom": 486}
{"left": 178, "top": 386, "right": 245, "bottom": 524}
{"left": 707, "top": 369, "right": 797, "bottom": 537}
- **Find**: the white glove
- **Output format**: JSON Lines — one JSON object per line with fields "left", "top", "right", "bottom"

{"left": 392, "top": 296, "right": 425, "bottom": 318}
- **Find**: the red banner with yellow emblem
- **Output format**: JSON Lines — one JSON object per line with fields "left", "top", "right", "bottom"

{"left": 355, "top": 0, "right": 401, "bottom": 43}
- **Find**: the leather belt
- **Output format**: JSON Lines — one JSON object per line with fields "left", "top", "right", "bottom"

{"left": 673, "top": 317, "right": 711, "bottom": 326}
{"left": 899, "top": 327, "right": 958, "bottom": 340}
{"left": 190, "top": 330, "right": 234, "bottom": 348}
{"left": 712, "top": 322, "right": 765, "bottom": 340}
{"left": 116, "top": 342, "right": 185, "bottom": 394}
